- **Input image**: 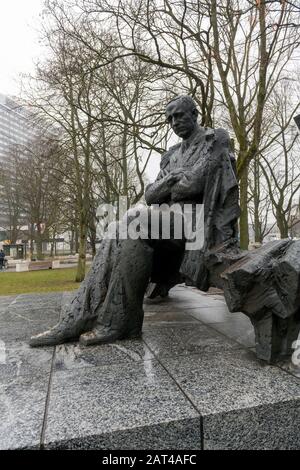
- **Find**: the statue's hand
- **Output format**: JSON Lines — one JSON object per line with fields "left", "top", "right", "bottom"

{"left": 164, "top": 168, "right": 185, "bottom": 186}
{"left": 165, "top": 171, "right": 182, "bottom": 186}
{"left": 170, "top": 168, "right": 185, "bottom": 177}
{"left": 171, "top": 175, "right": 193, "bottom": 201}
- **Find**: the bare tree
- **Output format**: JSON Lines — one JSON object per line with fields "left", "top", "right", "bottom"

{"left": 26, "top": 3, "right": 167, "bottom": 280}
{"left": 17, "top": 135, "right": 65, "bottom": 260}
{"left": 46, "top": 0, "right": 300, "bottom": 249}
{"left": 260, "top": 126, "right": 300, "bottom": 239}
{"left": 22, "top": 0, "right": 299, "bottom": 271}
{"left": 248, "top": 155, "right": 273, "bottom": 243}
{"left": 209, "top": 0, "right": 300, "bottom": 247}
{"left": 0, "top": 147, "right": 25, "bottom": 243}
{"left": 44, "top": 0, "right": 215, "bottom": 124}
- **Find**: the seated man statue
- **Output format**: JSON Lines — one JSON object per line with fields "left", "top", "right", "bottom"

{"left": 30, "top": 95, "right": 240, "bottom": 347}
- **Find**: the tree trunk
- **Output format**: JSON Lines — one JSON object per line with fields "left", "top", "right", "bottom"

{"left": 277, "top": 212, "right": 289, "bottom": 239}
{"left": 75, "top": 226, "right": 79, "bottom": 253}
{"left": 10, "top": 222, "right": 18, "bottom": 244}
{"left": 29, "top": 223, "right": 34, "bottom": 260}
{"left": 75, "top": 215, "right": 87, "bottom": 282}
{"left": 239, "top": 166, "right": 249, "bottom": 249}
{"left": 50, "top": 229, "right": 56, "bottom": 257}
{"left": 36, "top": 237, "right": 43, "bottom": 260}
{"left": 70, "top": 229, "right": 74, "bottom": 255}
{"left": 253, "top": 157, "right": 262, "bottom": 243}
{"left": 89, "top": 225, "right": 97, "bottom": 258}
{"left": 35, "top": 223, "right": 43, "bottom": 260}
{"left": 254, "top": 215, "right": 262, "bottom": 243}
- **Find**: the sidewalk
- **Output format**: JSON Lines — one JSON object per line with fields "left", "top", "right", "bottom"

{"left": 0, "top": 286, "right": 299, "bottom": 449}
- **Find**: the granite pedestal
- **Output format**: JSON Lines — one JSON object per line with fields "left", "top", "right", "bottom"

{"left": 0, "top": 287, "right": 299, "bottom": 449}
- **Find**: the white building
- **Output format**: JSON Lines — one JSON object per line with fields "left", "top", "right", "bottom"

{"left": 0, "top": 94, "right": 68, "bottom": 256}
{"left": 0, "top": 93, "right": 37, "bottom": 165}
{"left": 0, "top": 93, "right": 37, "bottom": 229}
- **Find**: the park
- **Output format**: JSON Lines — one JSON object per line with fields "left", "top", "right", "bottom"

{"left": 0, "top": 0, "right": 300, "bottom": 453}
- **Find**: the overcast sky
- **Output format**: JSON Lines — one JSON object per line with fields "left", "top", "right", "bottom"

{"left": 0, "top": 0, "right": 44, "bottom": 96}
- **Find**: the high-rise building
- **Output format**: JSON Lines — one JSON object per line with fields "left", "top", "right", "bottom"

{"left": 0, "top": 93, "right": 62, "bottom": 251}
{"left": 0, "top": 93, "right": 38, "bottom": 165}
{"left": 0, "top": 93, "right": 39, "bottom": 229}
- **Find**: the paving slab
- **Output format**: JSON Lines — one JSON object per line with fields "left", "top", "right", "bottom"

{"left": 160, "top": 349, "right": 300, "bottom": 449}
{"left": 205, "top": 316, "right": 256, "bottom": 348}
{"left": 0, "top": 310, "right": 59, "bottom": 346}
{"left": 53, "top": 340, "right": 154, "bottom": 372}
{"left": 143, "top": 290, "right": 225, "bottom": 312}
{"left": 0, "top": 342, "right": 53, "bottom": 382}
{"left": 144, "top": 309, "right": 199, "bottom": 325}
{"left": 187, "top": 304, "right": 240, "bottom": 324}
{"left": 0, "top": 372, "right": 50, "bottom": 450}
{"left": 44, "top": 360, "right": 201, "bottom": 450}
{"left": 0, "top": 287, "right": 299, "bottom": 450}
{"left": 142, "top": 323, "right": 241, "bottom": 358}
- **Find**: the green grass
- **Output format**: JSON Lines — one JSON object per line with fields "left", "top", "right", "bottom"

{"left": 0, "top": 268, "right": 83, "bottom": 296}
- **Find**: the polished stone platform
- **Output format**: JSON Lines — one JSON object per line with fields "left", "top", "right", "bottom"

{"left": 0, "top": 286, "right": 299, "bottom": 450}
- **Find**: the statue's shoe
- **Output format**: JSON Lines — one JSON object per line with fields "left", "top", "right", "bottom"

{"left": 79, "top": 327, "right": 119, "bottom": 346}
{"left": 80, "top": 325, "right": 142, "bottom": 346}
{"left": 146, "top": 282, "right": 170, "bottom": 299}
{"left": 29, "top": 324, "right": 76, "bottom": 347}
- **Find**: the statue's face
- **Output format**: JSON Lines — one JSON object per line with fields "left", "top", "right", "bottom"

{"left": 165, "top": 100, "right": 197, "bottom": 139}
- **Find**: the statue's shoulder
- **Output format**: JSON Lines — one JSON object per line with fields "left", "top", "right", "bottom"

{"left": 204, "top": 127, "right": 215, "bottom": 138}
{"left": 214, "top": 127, "right": 231, "bottom": 146}
{"left": 191, "top": 127, "right": 230, "bottom": 144}
{"left": 160, "top": 143, "right": 181, "bottom": 169}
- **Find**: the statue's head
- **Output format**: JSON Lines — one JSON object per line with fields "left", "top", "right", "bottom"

{"left": 165, "top": 95, "right": 199, "bottom": 139}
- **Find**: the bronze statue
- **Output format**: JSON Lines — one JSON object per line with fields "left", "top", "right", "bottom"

{"left": 30, "top": 95, "right": 240, "bottom": 348}
{"left": 30, "top": 95, "right": 300, "bottom": 364}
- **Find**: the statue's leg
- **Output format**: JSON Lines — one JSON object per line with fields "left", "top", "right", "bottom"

{"left": 146, "top": 240, "right": 185, "bottom": 299}
{"left": 79, "top": 205, "right": 187, "bottom": 344}
{"left": 146, "top": 207, "right": 186, "bottom": 299}
{"left": 79, "top": 238, "right": 153, "bottom": 345}
{"left": 29, "top": 236, "right": 119, "bottom": 346}
{"left": 30, "top": 235, "right": 154, "bottom": 347}
{"left": 30, "top": 206, "right": 185, "bottom": 348}
{"left": 79, "top": 205, "right": 188, "bottom": 344}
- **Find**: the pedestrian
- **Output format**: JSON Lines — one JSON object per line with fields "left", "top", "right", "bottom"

{"left": 0, "top": 250, "right": 5, "bottom": 270}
